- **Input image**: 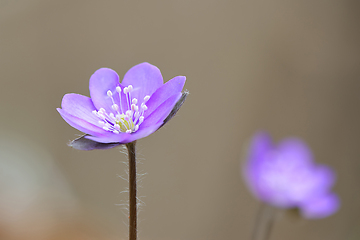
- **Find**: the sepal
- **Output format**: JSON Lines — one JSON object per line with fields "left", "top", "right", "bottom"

{"left": 68, "top": 135, "right": 121, "bottom": 150}
{"left": 161, "top": 90, "right": 189, "bottom": 128}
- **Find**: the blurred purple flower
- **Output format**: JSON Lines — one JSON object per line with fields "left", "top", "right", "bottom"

{"left": 57, "top": 63, "right": 187, "bottom": 149}
{"left": 244, "top": 132, "right": 339, "bottom": 219}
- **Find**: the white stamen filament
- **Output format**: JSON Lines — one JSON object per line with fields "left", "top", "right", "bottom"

{"left": 92, "top": 85, "right": 148, "bottom": 134}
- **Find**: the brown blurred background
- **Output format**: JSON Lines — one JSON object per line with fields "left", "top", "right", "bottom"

{"left": 0, "top": 0, "right": 360, "bottom": 239}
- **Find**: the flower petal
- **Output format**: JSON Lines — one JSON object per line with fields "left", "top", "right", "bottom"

{"left": 89, "top": 68, "right": 120, "bottom": 113}
{"left": 141, "top": 92, "right": 182, "bottom": 128}
{"left": 296, "top": 165, "right": 336, "bottom": 201}
{"left": 277, "top": 138, "right": 314, "bottom": 165}
{"left": 247, "top": 132, "right": 273, "bottom": 164}
{"left": 122, "top": 122, "right": 163, "bottom": 143}
{"left": 121, "top": 62, "right": 163, "bottom": 102}
{"left": 57, "top": 108, "right": 107, "bottom": 136}
{"left": 144, "top": 76, "right": 186, "bottom": 118}
{"left": 300, "top": 193, "right": 340, "bottom": 219}
{"left": 69, "top": 135, "right": 121, "bottom": 150}
{"left": 313, "top": 165, "right": 336, "bottom": 191}
{"left": 244, "top": 132, "right": 274, "bottom": 200}
{"left": 60, "top": 93, "right": 100, "bottom": 126}
{"left": 84, "top": 132, "right": 130, "bottom": 144}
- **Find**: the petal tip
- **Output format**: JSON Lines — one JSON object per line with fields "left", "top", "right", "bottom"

{"left": 92, "top": 67, "right": 118, "bottom": 75}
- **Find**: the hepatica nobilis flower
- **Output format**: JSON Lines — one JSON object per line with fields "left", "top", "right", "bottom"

{"left": 57, "top": 63, "right": 187, "bottom": 150}
{"left": 244, "top": 132, "right": 339, "bottom": 219}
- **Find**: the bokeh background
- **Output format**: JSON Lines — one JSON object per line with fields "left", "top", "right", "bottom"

{"left": 1, "top": 0, "right": 359, "bottom": 239}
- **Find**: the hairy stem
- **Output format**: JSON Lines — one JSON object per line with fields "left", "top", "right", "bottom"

{"left": 251, "top": 204, "right": 276, "bottom": 240}
{"left": 126, "top": 141, "right": 137, "bottom": 240}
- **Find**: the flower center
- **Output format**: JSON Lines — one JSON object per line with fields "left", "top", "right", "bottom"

{"left": 92, "top": 85, "right": 150, "bottom": 134}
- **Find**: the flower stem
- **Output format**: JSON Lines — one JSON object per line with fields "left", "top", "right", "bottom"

{"left": 251, "top": 204, "right": 276, "bottom": 240}
{"left": 126, "top": 141, "right": 137, "bottom": 240}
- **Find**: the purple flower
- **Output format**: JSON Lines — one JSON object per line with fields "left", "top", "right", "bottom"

{"left": 57, "top": 63, "right": 187, "bottom": 150}
{"left": 244, "top": 132, "right": 339, "bottom": 219}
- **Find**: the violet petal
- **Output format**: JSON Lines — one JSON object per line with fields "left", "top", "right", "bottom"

{"left": 57, "top": 108, "right": 108, "bottom": 137}
{"left": 245, "top": 132, "right": 274, "bottom": 200}
{"left": 300, "top": 193, "right": 340, "bottom": 219}
{"left": 89, "top": 68, "right": 120, "bottom": 114}
{"left": 60, "top": 93, "right": 101, "bottom": 126}
{"left": 84, "top": 132, "right": 130, "bottom": 144}
{"left": 122, "top": 122, "right": 163, "bottom": 143}
{"left": 298, "top": 165, "right": 336, "bottom": 200}
{"left": 144, "top": 76, "right": 186, "bottom": 118}
{"left": 121, "top": 62, "right": 163, "bottom": 102}
{"left": 277, "top": 138, "right": 314, "bottom": 165}
{"left": 141, "top": 92, "right": 182, "bottom": 128}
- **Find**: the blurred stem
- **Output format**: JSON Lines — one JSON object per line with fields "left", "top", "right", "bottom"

{"left": 126, "top": 141, "right": 137, "bottom": 240}
{"left": 251, "top": 203, "right": 276, "bottom": 240}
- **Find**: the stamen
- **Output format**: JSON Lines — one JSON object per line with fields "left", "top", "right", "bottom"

{"left": 144, "top": 95, "right": 150, "bottom": 102}
{"left": 98, "top": 112, "right": 106, "bottom": 120}
{"left": 109, "top": 113, "right": 116, "bottom": 121}
{"left": 131, "top": 104, "right": 139, "bottom": 112}
{"left": 127, "top": 85, "right": 133, "bottom": 111}
{"left": 134, "top": 111, "right": 140, "bottom": 119}
{"left": 93, "top": 85, "right": 149, "bottom": 134}
{"left": 116, "top": 86, "right": 124, "bottom": 114}
{"left": 112, "top": 104, "right": 119, "bottom": 111}
{"left": 124, "top": 87, "right": 132, "bottom": 110}
{"left": 106, "top": 89, "right": 121, "bottom": 117}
